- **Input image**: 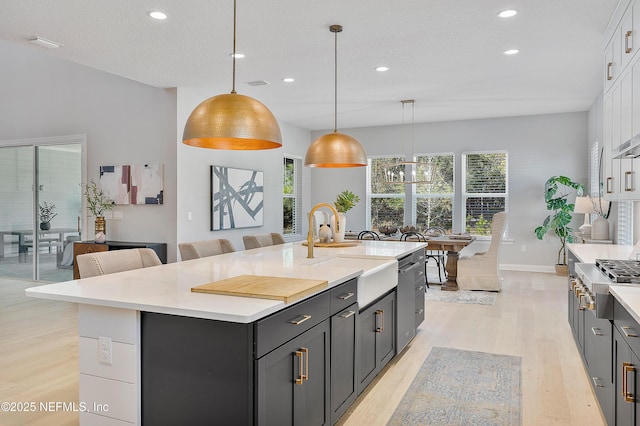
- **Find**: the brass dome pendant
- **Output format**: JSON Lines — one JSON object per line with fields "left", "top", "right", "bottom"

{"left": 304, "top": 24, "right": 366, "bottom": 167}
{"left": 183, "top": 93, "right": 282, "bottom": 149}
{"left": 305, "top": 131, "right": 367, "bottom": 167}
{"left": 182, "top": 0, "right": 282, "bottom": 150}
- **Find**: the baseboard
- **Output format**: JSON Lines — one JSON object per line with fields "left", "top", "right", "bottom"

{"left": 499, "top": 264, "right": 556, "bottom": 273}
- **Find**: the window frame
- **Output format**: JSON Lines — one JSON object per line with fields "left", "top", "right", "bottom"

{"left": 282, "top": 155, "right": 303, "bottom": 241}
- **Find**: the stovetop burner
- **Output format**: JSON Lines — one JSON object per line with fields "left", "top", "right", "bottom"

{"left": 595, "top": 259, "right": 640, "bottom": 283}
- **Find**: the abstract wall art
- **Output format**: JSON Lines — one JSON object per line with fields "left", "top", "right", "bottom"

{"left": 99, "top": 165, "right": 131, "bottom": 205}
{"left": 211, "top": 166, "right": 264, "bottom": 230}
{"left": 131, "top": 164, "right": 164, "bottom": 205}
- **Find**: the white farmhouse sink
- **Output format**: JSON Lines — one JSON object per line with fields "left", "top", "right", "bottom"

{"left": 302, "top": 256, "right": 398, "bottom": 308}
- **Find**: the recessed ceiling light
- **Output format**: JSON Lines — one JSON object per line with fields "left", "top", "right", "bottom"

{"left": 230, "top": 53, "right": 245, "bottom": 59}
{"left": 148, "top": 11, "right": 167, "bottom": 20}
{"left": 498, "top": 9, "right": 517, "bottom": 18}
{"left": 503, "top": 49, "right": 519, "bottom": 55}
{"left": 282, "top": 77, "right": 295, "bottom": 83}
{"left": 375, "top": 66, "right": 390, "bottom": 72}
{"left": 29, "top": 37, "right": 63, "bottom": 49}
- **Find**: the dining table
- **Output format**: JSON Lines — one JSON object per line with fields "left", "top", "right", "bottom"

{"left": 345, "top": 232, "right": 476, "bottom": 291}
{"left": 0, "top": 227, "right": 80, "bottom": 263}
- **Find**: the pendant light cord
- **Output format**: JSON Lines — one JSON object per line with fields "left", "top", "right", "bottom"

{"left": 231, "top": 0, "right": 237, "bottom": 94}
{"left": 333, "top": 28, "right": 338, "bottom": 132}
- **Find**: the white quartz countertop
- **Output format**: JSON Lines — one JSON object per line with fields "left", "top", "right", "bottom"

{"left": 26, "top": 240, "right": 425, "bottom": 323}
{"left": 568, "top": 243, "right": 634, "bottom": 264}
{"left": 610, "top": 286, "right": 640, "bottom": 325}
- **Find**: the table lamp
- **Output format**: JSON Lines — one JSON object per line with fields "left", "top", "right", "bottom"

{"left": 574, "top": 196, "right": 596, "bottom": 235}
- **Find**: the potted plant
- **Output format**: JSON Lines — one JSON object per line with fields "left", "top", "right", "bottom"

{"left": 534, "top": 175, "right": 584, "bottom": 275}
{"left": 82, "top": 180, "right": 114, "bottom": 243}
{"left": 332, "top": 190, "right": 360, "bottom": 242}
{"left": 39, "top": 202, "right": 58, "bottom": 230}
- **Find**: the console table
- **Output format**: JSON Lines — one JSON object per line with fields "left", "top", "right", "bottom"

{"left": 73, "top": 241, "right": 167, "bottom": 279}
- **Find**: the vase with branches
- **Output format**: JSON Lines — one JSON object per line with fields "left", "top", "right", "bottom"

{"left": 82, "top": 181, "right": 114, "bottom": 243}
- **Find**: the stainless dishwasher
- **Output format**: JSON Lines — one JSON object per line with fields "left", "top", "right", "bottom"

{"left": 396, "top": 252, "right": 425, "bottom": 353}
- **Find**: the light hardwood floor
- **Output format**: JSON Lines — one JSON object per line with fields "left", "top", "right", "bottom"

{"left": 1, "top": 271, "right": 605, "bottom": 425}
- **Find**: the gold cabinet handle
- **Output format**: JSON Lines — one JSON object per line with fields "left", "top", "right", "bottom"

{"left": 626, "top": 30, "right": 633, "bottom": 54}
{"left": 416, "top": 308, "right": 424, "bottom": 315}
{"left": 607, "top": 176, "right": 614, "bottom": 193}
{"left": 592, "top": 376, "right": 604, "bottom": 388}
{"left": 375, "top": 309, "right": 384, "bottom": 333}
{"left": 295, "top": 350, "right": 304, "bottom": 385}
{"left": 623, "top": 362, "right": 636, "bottom": 402}
{"left": 289, "top": 314, "right": 311, "bottom": 325}
{"left": 591, "top": 327, "right": 603, "bottom": 336}
{"left": 301, "top": 347, "right": 309, "bottom": 382}
{"left": 416, "top": 285, "right": 424, "bottom": 292}
{"left": 338, "top": 292, "right": 354, "bottom": 300}
{"left": 578, "top": 294, "right": 586, "bottom": 311}
{"left": 607, "top": 62, "right": 613, "bottom": 80}
{"left": 339, "top": 310, "right": 356, "bottom": 319}
{"left": 622, "top": 326, "right": 639, "bottom": 338}
{"left": 626, "top": 171, "right": 635, "bottom": 192}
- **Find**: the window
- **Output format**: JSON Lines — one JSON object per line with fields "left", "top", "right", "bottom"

{"left": 367, "top": 153, "right": 454, "bottom": 232}
{"left": 414, "top": 154, "right": 454, "bottom": 232}
{"left": 462, "top": 151, "right": 508, "bottom": 236}
{"left": 283, "top": 156, "right": 302, "bottom": 238}
{"left": 367, "top": 156, "right": 405, "bottom": 230}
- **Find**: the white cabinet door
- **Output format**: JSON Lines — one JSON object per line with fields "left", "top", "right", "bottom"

{"left": 621, "top": 5, "right": 636, "bottom": 70}
{"left": 605, "top": 35, "right": 619, "bottom": 92}
{"left": 604, "top": 91, "right": 620, "bottom": 200}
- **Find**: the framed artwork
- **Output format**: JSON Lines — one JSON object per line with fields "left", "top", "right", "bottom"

{"left": 99, "top": 165, "right": 130, "bottom": 205}
{"left": 131, "top": 164, "right": 164, "bottom": 205}
{"left": 211, "top": 166, "right": 264, "bottom": 230}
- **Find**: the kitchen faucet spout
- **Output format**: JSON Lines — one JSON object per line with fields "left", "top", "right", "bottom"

{"left": 307, "top": 203, "right": 339, "bottom": 258}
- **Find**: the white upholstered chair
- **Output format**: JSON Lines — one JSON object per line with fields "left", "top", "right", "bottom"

{"left": 243, "top": 233, "right": 286, "bottom": 250}
{"left": 179, "top": 238, "right": 236, "bottom": 261}
{"left": 76, "top": 248, "right": 162, "bottom": 278}
{"left": 456, "top": 211, "right": 507, "bottom": 291}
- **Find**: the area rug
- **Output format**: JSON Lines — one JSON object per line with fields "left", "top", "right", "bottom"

{"left": 425, "top": 286, "right": 497, "bottom": 305}
{"left": 387, "top": 347, "right": 522, "bottom": 426}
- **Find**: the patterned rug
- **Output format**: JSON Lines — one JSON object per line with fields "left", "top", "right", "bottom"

{"left": 425, "top": 286, "right": 497, "bottom": 305}
{"left": 387, "top": 347, "right": 522, "bottom": 426}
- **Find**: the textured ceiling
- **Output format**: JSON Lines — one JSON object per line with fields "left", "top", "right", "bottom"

{"left": 0, "top": 0, "right": 619, "bottom": 130}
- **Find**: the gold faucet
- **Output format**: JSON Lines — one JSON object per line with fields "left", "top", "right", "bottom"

{"left": 307, "top": 202, "right": 340, "bottom": 258}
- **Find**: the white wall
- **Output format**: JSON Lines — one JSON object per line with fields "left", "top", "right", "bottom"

{"left": 311, "top": 112, "right": 589, "bottom": 270}
{"left": 0, "top": 39, "right": 179, "bottom": 261}
{"left": 176, "top": 88, "right": 312, "bottom": 253}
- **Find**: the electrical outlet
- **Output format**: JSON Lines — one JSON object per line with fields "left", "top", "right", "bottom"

{"left": 98, "top": 336, "right": 112, "bottom": 365}
{"left": 188, "top": 211, "right": 192, "bottom": 221}
{"left": 520, "top": 244, "right": 526, "bottom": 252}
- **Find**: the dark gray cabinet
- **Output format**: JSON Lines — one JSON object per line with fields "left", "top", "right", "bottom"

{"left": 357, "top": 291, "right": 396, "bottom": 395}
{"left": 257, "top": 320, "right": 330, "bottom": 426}
{"left": 330, "top": 303, "right": 357, "bottom": 425}
{"left": 583, "top": 309, "right": 614, "bottom": 426}
{"left": 396, "top": 249, "right": 425, "bottom": 353}
{"left": 613, "top": 298, "right": 640, "bottom": 425}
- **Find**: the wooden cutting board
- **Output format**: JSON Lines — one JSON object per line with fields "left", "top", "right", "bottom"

{"left": 191, "top": 275, "right": 328, "bottom": 303}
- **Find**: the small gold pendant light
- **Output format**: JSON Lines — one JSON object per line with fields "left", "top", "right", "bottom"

{"left": 305, "top": 25, "right": 367, "bottom": 167}
{"left": 182, "top": 0, "right": 282, "bottom": 150}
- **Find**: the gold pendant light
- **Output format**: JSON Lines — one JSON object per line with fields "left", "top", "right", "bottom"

{"left": 304, "top": 25, "right": 367, "bottom": 167}
{"left": 182, "top": 0, "right": 282, "bottom": 150}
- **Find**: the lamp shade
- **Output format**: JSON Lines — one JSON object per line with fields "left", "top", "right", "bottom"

{"left": 183, "top": 93, "right": 282, "bottom": 149}
{"left": 574, "top": 196, "right": 596, "bottom": 214}
{"left": 304, "top": 131, "right": 367, "bottom": 167}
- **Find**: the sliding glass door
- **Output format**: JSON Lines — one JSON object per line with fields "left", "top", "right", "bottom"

{"left": 0, "top": 137, "right": 83, "bottom": 281}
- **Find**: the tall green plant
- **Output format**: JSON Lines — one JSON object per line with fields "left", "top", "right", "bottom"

{"left": 534, "top": 176, "right": 584, "bottom": 266}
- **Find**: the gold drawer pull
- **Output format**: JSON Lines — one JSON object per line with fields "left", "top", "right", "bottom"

{"left": 416, "top": 308, "right": 424, "bottom": 315}
{"left": 606, "top": 177, "right": 614, "bottom": 193}
{"left": 289, "top": 314, "right": 311, "bottom": 325}
{"left": 607, "top": 62, "right": 613, "bottom": 80}
{"left": 622, "top": 326, "right": 639, "bottom": 337}
{"left": 416, "top": 285, "right": 424, "bottom": 291}
{"left": 626, "top": 30, "right": 633, "bottom": 54}
{"left": 295, "top": 350, "right": 304, "bottom": 385}
{"left": 626, "top": 171, "right": 635, "bottom": 192}
{"left": 623, "top": 362, "right": 636, "bottom": 402}
{"left": 338, "top": 292, "right": 354, "bottom": 300}
{"left": 375, "top": 309, "right": 384, "bottom": 333}
{"left": 301, "top": 347, "right": 309, "bottom": 382}
{"left": 592, "top": 376, "right": 604, "bottom": 388}
{"left": 339, "top": 310, "right": 356, "bottom": 319}
{"left": 591, "top": 327, "right": 603, "bottom": 336}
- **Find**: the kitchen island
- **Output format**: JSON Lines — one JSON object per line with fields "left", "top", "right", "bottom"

{"left": 26, "top": 240, "right": 426, "bottom": 425}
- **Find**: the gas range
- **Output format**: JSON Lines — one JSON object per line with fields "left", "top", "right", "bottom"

{"left": 574, "top": 259, "right": 640, "bottom": 319}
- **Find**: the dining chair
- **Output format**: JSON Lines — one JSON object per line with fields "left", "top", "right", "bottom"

{"left": 358, "top": 230, "right": 381, "bottom": 240}
{"left": 242, "top": 233, "right": 286, "bottom": 250}
{"left": 179, "top": 238, "right": 236, "bottom": 261}
{"left": 456, "top": 211, "right": 507, "bottom": 291}
{"left": 424, "top": 227, "right": 447, "bottom": 284}
{"left": 76, "top": 248, "right": 162, "bottom": 278}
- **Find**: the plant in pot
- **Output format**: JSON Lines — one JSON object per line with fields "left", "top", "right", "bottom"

{"left": 534, "top": 175, "right": 584, "bottom": 276}
{"left": 39, "top": 202, "right": 58, "bottom": 230}
{"left": 332, "top": 190, "right": 360, "bottom": 242}
{"left": 82, "top": 180, "right": 114, "bottom": 243}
